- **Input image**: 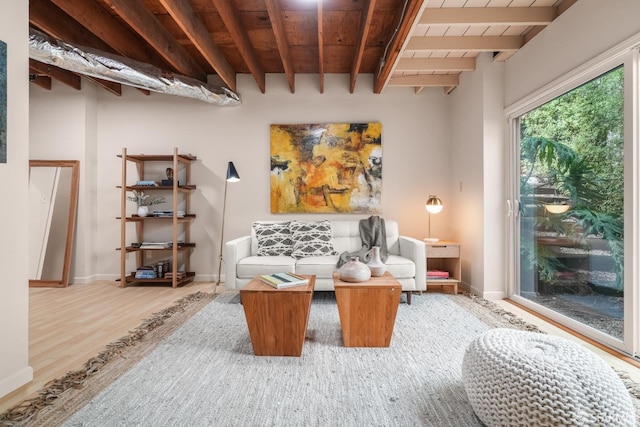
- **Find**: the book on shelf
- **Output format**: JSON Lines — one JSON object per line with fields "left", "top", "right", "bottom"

{"left": 135, "top": 266, "right": 157, "bottom": 279}
{"left": 164, "top": 271, "right": 186, "bottom": 279}
{"left": 153, "top": 210, "right": 185, "bottom": 218}
{"left": 260, "top": 272, "right": 309, "bottom": 289}
{"left": 427, "top": 270, "right": 450, "bottom": 279}
{"left": 139, "top": 241, "right": 173, "bottom": 249}
{"left": 135, "top": 180, "right": 158, "bottom": 187}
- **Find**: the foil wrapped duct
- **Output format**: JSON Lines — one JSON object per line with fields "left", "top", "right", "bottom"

{"left": 28, "top": 28, "right": 240, "bottom": 106}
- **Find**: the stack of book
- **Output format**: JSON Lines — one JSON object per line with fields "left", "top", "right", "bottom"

{"left": 153, "top": 210, "right": 185, "bottom": 218}
{"left": 260, "top": 272, "right": 309, "bottom": 289}
{"left": 139, "top": 241, "right": 173, "bottom": 249}
{"left": 427, "top": 270, "right": 450, "bottom": 280}
{"left": 165, "top": 271, "right": 186, "bottom": 280}
{"left": 135, "top": 266, "right": 157, "bottom": 279}
{"left": 135, "top": 180, "right": 158, "bottom": 187}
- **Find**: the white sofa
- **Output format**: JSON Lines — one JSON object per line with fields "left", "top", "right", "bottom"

{"left": 225, "top": 220, "right": 426, "bottom": 302}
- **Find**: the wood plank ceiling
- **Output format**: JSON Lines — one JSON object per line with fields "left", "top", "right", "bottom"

{"left": 28, "top": 0, "right": 576, "bottom": 100}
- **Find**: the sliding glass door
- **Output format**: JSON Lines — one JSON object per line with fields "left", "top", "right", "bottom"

{"left": 508, "top": 52, "right": 637, "bottom": 355}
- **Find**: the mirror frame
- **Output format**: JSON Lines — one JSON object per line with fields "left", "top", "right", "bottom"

{"left": 29, "top": 160, "right": 80, "bottom": 287}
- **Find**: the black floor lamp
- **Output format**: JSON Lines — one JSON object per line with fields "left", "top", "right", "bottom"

{"left": 215, "top": 161, "right": 240, "bottom": 294}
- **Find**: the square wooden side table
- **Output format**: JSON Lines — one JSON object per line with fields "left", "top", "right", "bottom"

{"left": 333, "top": 271, "right": 402, "bottom": 347}
{"left": 425, "top": 241, "right": 461, "bottom": 294}
{"left": 240, "top": 275, "right": 315, "bottom": 356}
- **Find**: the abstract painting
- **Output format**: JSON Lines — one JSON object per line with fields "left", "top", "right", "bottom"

{"left": 0, "top": 39, "right": 6, "bottom": 163}
{"left": 270, "top": 123, "right": 382, "bottom": 213}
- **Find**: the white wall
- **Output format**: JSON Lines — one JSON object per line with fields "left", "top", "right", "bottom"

{"left": 505, "top": 0, "right": 640, "bottom": 107}
{"left": 30, "top": 83, "right": 100, "bottom": 283}
{"left": 31, "top": 73, "right": 452, "bottom": 283}
{"left": 0, "top": 0, "right": 32, "bottom": 398}
{"left": 449, "top": 54, "right": 491, "bottom": 298}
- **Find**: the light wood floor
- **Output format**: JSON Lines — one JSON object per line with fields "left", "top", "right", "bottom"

{"left": 1, "top": 283, "right": 639, "bottom": 414}
{"left": 0, "top": 280, "right": 217, "bottom": 413}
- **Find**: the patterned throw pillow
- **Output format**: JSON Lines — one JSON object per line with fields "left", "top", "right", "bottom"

{"left": 290, "top": 220, "right": 339, "bottom": 259}
{"left": 253, "top": 222, "right": 293, "bottom": 256}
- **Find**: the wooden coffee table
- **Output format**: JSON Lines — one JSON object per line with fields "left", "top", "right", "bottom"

{"left": 240, "top": 275, "right": 315, "bottom": 356}
{"left": 333, "top": 271, "right": 402, "bottom": 347}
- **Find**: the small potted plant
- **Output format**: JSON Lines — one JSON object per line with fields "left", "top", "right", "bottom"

{"left": 128, "top": 189, "right": 165, "bottom": 217}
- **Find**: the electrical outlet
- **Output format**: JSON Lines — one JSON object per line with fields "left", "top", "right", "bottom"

{"left": 146, "top": 251, "right": 152, "bottom": 259}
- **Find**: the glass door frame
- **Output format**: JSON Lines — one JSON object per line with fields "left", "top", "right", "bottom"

{"left": 505, "top": 49, "right": 639, "bottom": 357}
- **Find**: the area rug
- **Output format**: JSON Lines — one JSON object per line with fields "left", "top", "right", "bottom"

{"left": 4, "top": 292, "right": 640, "bottom": 426}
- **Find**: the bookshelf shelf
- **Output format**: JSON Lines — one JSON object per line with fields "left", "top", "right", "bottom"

{"left": 117, "top": 147, "right": 197, "bottom": 288}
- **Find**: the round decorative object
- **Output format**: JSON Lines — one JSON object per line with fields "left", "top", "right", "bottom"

{"left": 338, "top": 257, "right": 371, "bottom": 282}
{"left": 137, "top": 205, "right": 149, "bottom": 217}
{"left": 462, "top": 328, "right": 635, "bottom": 427}
{"left": 367, "top": 246, "right": 386, "bottom": 277}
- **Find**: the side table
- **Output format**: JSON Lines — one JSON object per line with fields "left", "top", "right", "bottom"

{"left": 240, "top": 275, "right": 315, "bottom": 356}
{"left": 333, "top": 271, "right": 402, "bottom": 347}
{"left": 425, "top": 241, "right": 461, "bottom": 294}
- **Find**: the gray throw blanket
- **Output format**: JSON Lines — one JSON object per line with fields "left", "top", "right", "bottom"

{"left": 337, "top": 216, "right": 389, "bottom": 267}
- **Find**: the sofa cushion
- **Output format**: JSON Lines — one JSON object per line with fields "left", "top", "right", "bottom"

{"left": 253, "top": 221, "right": 293, "bottom": 256}
{"left": 295, "top": 255, "right": 341, "bottom": 279}
{"left": 290, "top": 220, "right": 339, "bottom": 259}
{"left": 236, "top": 255, "right": 296, "bottom": 279}
{"left": 384, "top": 255, "right": 416, "bottom": 279}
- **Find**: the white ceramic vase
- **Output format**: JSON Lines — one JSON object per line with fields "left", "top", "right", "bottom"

{"left": 338, "top": 257, "right": 371, "bottom": 282}
{"left": 137, "top": 205, "right": 149, "bottom": 217}
{"left": 367, "top": 246, "right": 386, "bottom": 277}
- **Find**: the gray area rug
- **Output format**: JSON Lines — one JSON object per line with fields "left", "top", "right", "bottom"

{"left": 64, "top": 293, "right": 490, "bottom": 427}
{"left": 15, "top": 292, "right": 640, "bottom": 427}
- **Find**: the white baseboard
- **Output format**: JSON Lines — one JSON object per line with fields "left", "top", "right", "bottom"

{"left": 478, "top": 289, "right": 506, "bottom": 301}
{"left": 71, "top": 273, "right": 102, "bottom": 284}
{"left": 0, "top": 366, "right": 33, "bottom": 399}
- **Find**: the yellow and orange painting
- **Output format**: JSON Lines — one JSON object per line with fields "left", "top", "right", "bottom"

{"left": 270, "top": 123, "right": 382, "bottom": 213}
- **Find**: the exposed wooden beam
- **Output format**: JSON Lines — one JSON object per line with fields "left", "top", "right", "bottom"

{"left": 387, "top": 74, "right": 459, "bottom": 87}
{"left": 419, "top": 7, "right": 557, "bottom": 26}
{"left": 350, "top": 0, "right": 375, "bottom": 94}
{"left": 406, "top": 36, "right": 524, "bottom": 52}
{"left": 212, "top": 0, "right": 265, "bottom": 93}
{"left": 30, "top": 0, "right": 114, "bottom": 53}
{"left": 317, "top": 0, "right": 324, "bottom": 94}
{"left": 49, "top": 0, "right": 166, "bottom": 67}
{"left": 265, "top": 0, "right": 295, "bottom": 93}
{"left": 414, "top": 86, "right": 425, "bottom": 95}
{"left": 30, "top": 74, "right": 51, "bottom": 90}
{"left": 395, "top": 57, "right": 475, "bottom": 72}
{"left": 29, "top": 59, "right": 81, "bottom": 90}
{"left": 374, "top": 0, "right": 423, "bottom": 94}
{"left": 87, "top": 77, "right": 122, "bottom": 96}
{"left": 102, "top": 0, "right": 205, "bottom": 80}
{"left": 444, "top": 85, "right": 456, "bottom": 95}
{"left": 159, "top": 0, "right": 236, "bottom": 91}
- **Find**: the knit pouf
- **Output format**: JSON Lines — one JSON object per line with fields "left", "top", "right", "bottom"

{"left": 461, "top": 328, "right": 635, "bottom": 427}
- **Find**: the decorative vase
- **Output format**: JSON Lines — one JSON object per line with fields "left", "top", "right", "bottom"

{"left": 137, "top": 205, "right": 149, "bottom": 217}
{"left": 367, "top": 246, "right": 386, "bottom": 277}
{"left": 338, "top": 256, "right": 371, "bottom": 283}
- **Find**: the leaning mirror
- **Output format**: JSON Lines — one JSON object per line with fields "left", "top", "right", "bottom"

{"left": 28, "top": 160, "right": 79, "bottom": 287}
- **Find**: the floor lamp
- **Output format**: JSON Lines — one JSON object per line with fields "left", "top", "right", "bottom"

{"left": 424, "top": 195, "right": 443, "bottom": 243}
{"left": 215, "top": 161, "right": 240, "bottom": 294}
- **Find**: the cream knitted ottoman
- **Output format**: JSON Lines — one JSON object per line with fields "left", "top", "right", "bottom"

{"left": 461, "top": 328, "right": 635, "bottom": 427}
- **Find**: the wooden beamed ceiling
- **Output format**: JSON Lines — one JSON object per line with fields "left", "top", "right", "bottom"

{"left": 28, "top": 0, "right": 576, "bottom": 99}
